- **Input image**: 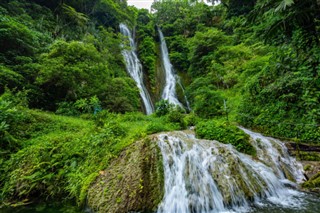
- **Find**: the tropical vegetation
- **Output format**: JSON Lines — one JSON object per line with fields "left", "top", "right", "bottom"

{"left": 1, "top": 0, "right": 319, "bottom": 210}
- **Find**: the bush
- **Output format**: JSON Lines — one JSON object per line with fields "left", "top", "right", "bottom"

{"left": 196, "top": 120, "right": 256, "bottom": 155}
{"left": 184, "top": 112, "right": 198, "bottom": 127}
{"left": 103, "top": 121, "right": 128, "bottom": 138}
{"left": 166, "top": 108, "right": 186, "bottom": 130}
{"left": 0, "top": 90, "right": 29, "bottom": 155}
{"left": 155, "top": 100, "right": 173, "bottom": 117}
{"left": 0, "top": 65, "right": 24, "bottom": 93}
{"left": 146, "top": 122, "right": 170, "bottom": 134}
{"left": 55, "top": 102, "right": 80, "bottom": 116}
{"left": 154, "top": 100, "right": 187, "bottom": 129}
{"left": 193, "top": 89, "right": 224, "bottom": 118}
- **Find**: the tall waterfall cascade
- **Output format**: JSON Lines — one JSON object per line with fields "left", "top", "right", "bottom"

{"left": 158, "top": 28, "right": 189, "bottom": 109}
{"left": 157, "top": 128, "right": 308, "bottom": 213}
{"left": 119, "top": 23, "right": 154, "bottom": 115}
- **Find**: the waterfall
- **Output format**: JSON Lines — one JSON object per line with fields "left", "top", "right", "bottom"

{"left": 119, "top": 23, "right": 154, "bottom": 115}
{"left": 157, "top": 129, "right": 307, "bottom": 213}
{"left": 158, "top": 28, "right": 184, "bottom": 108}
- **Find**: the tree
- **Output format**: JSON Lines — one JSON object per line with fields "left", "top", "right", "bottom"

{"left": 36, "top": 40, "right": 110, "bottom": 110}
{"left": 0, "top": 16, "right": 39, "bottom": 64}
{"left": 188, "top": 28, "right": 230, "bottom": 77}
{"left": 0, "top": 65, "right": 24, "bottom": 93}
{"left": 250, "top": 0, "right": 320, "bottom": 45}
{"left": 227, "top": 0, "right": 257, "bottom": 17}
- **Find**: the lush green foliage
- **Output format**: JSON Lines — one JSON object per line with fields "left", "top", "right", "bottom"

{"left": 0, "top": 93, "right": 180, "bottom": 205}
{"left": 0, "top": 0, "right": 140, "bottom": 113}
{"left": 153, "top": 0, "right": 320, "bottom": 144}
{"left": 155, "top": 100, "right": 187, "bottom": 129}
{"left": 136, "top": 9, "right": 157, "bottom": 92}
{"left": 250, "top": 0, "right": 319, "bottom": 45}
{"left": 2, "top": 0, "right": 320, "bottom": 204}
{"left": 0, "top": 91, "right": 28, "bottom": 157}
{"left": 196, "top": 120, "right": 256, "bottom": 155}
{"left": 0, "top": 0, "right": 153, "bottom": 205}
{"left": 155, "top": 100, "right": 173, "bottom": 117}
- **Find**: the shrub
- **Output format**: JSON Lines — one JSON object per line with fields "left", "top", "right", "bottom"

{"left": 155, "top": 100, "right": 173, "bottom": 117}
{"left": 146, "top": 123, "right": 169, "bottom": 134}
{"left": 166, "top": 108, "right": 186, "bottom": 130}
{"left": 184, "top": 112, "right": 198, "bottom": 127}
{"left": 196, "top": 120, "right": 256, "bottom": 155}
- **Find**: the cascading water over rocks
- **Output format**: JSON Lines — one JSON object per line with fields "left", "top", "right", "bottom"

{"left": 120, "top": 23, "right": 154, "bottom": 115}
{"left": 158, "top": 28, "right": 186, "bottom": 108}
{"left": 156, "top": 128, "right": 307, "bottom": 213}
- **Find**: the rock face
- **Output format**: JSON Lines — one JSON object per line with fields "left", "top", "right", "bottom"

{"left": 87, "top": 137, "right": 164, "bottom": 213}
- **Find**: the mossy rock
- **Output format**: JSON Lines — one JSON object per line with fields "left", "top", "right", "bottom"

{"left": 87, "top": 137, "right": 164, "bottom": 213}
{"left": 208, "top": 147, "right": 264, "bottom": 205}
{"left": 302, "top": 172, "right": 320, "bottom": 190}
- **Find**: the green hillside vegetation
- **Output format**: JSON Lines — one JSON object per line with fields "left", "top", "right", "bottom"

{"left": 152, "top": 0, "right": 320, "bottom": 144}
{"left": 0, "top": 91, "right": 180, "bottom": 207}
{"left": 1, "top": 0, "right": 320, "bottom": 209}
{"left": 0, "top": 0, "right": 139, "bottom": 113}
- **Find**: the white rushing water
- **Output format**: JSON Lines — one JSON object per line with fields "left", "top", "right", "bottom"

{"left": 158, "top": 28, "right": 184, "bottom": 108}
{"left": 119, "top": 23, "right": 154, "bottom": 115}
{"left": 157, "top": 128, "right": 306, "bottom": 213}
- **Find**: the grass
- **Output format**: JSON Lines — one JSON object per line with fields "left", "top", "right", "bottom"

{"left": 0, "top": 110, "right": 179, "bottom": 206}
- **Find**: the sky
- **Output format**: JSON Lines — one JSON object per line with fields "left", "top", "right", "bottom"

{"left": 127, "top": 0, "right": 154, "bottom": 10}
{"left": 127, "top": 1, "right": 215, "bottom": 10}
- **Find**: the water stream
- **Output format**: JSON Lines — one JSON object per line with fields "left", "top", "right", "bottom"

{"left": 156, "top": 128, "right": 316, "bottom": 213}
{"left": 119, "top": 23, "right": 154, "bottom": 115}
{"left": 158, "top": 28, "right": 184, "bottom": 108}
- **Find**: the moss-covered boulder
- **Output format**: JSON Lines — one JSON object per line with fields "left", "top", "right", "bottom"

{"left": 302, "top": 172, "right": 320, "bottom": 193}
{"left": 87, "top": 137, "right": 164, "bottom": 213}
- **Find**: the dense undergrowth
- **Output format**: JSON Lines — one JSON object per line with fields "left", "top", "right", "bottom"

{"left": 0, "top": 92, "right": 180, "bottom": 206}
{"left": 0, "top": 0, "right": 140, "bottom": 113}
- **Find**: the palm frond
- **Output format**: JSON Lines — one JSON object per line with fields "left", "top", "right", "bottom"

{"left": 62, "top": 4, "right": 89, "bottom": 26}
{"left": 275, "top": 0, "right": 294, "bottom": 12}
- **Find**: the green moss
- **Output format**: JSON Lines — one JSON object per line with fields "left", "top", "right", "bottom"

{"left": 304, "top": 164, "right": 311, "bottom": 171}
{"left": 78, "top": 173, "right": 99, "bottom": 207}
{"left": 208, "top": 147, "right": 264, "bottom": 205}
{"left": 280, "top": 163, "right": 295, "bottom": 182}
{"left": 298, "top": 152, "right": 320, "bottom": 161}
{"left": 302, "top": 172, "right": 320, "bottom": 188}
{"left": 87, "top": 137, "right": 164, "bottom": 213}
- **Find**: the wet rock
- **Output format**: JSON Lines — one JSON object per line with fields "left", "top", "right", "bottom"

{"left": 87, "top": 137, "right": 164, "bottom": 213}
